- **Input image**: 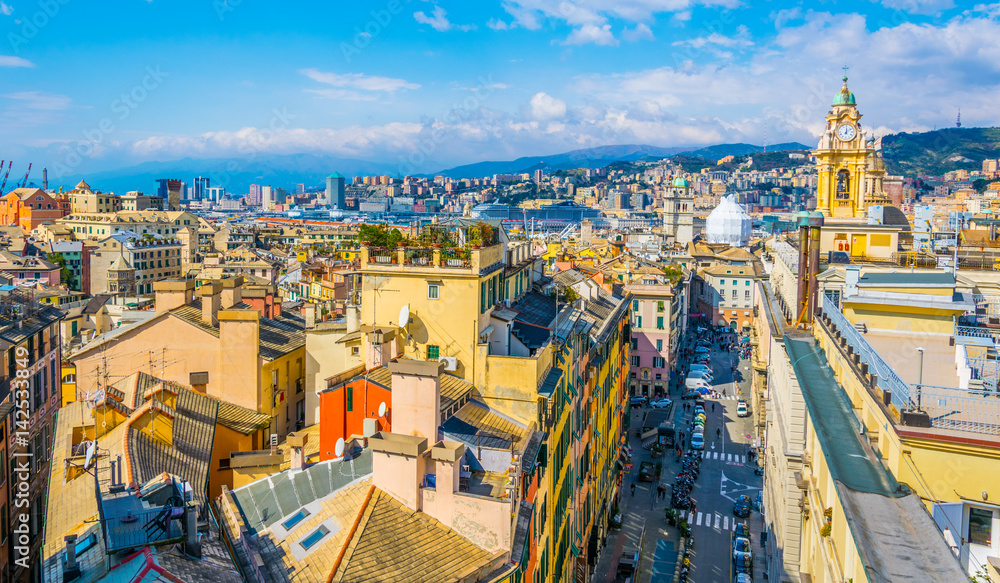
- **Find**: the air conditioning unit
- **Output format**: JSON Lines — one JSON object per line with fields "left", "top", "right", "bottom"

{"left": 438, "top": 356, "right": 458, "bottom": 371}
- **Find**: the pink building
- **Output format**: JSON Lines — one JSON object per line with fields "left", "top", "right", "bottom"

{"left": 627, "top": 281, "right": 681, "bottom": 397}
{"left": 0, "top": 251, "right": 61, "bottom": 286}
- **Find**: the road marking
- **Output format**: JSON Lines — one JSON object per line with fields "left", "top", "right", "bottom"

{"left": 726, "top": 453, "right": 732, "bottom": 462}
{"left": 696, "top": 512, "right": 703, "bottom": 526}
{"left": 714, "top": 514, "right": 721, "bottom": 529}
{"left": 713, "top": 452, "right": 720, "bottom": 460}
{"left": 723, "top": 516, "right": 729, "bottom": 530}
{"left": 703, "top": 451, "right": 710, "bottom": 459}
{"left": 688, "top": 512, "right": 695, "bottom": 523}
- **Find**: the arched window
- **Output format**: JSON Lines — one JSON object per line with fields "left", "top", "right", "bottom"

{"left": 836, "top": 170, "right": 851, "bottom": 200}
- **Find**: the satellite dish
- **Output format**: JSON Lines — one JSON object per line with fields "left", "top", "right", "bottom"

{"left": 378, "top": 402, "right": 387, "bottom": 417}
{"left": 84, "top": 441, "right": 96, "bottom": 469}
{"left": 335, "top": 438, "right": 345, "bottom": 458}
{"left": 398, "top": 305, "right": 410, "bottom": 328}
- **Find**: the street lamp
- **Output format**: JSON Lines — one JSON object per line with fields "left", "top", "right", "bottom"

{"left": 915, "top": 347, "right": 925, "bottom": 411}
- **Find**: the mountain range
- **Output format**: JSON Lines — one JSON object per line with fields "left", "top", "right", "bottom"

{"left": 881, "top": 127, "right": 1000, "bottom": 177}
{"left": 36, "top": 140, "right": 826, "bottom": 194}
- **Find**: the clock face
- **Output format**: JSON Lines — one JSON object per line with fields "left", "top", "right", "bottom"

{"left": 837, "top": 124, "right": 857, "bottom": 141}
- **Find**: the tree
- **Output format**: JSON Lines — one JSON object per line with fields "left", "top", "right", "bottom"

{"left": 46, "top": 252, "right": 72, "bottom": 284}
{"left": 973, "top": 178, "right": 990, "bottom": 194}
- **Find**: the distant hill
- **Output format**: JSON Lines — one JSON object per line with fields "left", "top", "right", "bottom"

{"left": 676, "top": 142, "right": 811, "bottom": 160}
{"left": 881, "top": 127, "right": 1000, "bottom": 177}
{"left": 432, "top": 144, "right": 687, "bottom": 178}
{"left": 51, "top": 153, "right": 399, "bottom": 195}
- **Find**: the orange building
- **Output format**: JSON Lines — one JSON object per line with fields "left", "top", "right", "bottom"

{"left": 319, "top": 368, "right": 393, "bottom": 460}
{"left": 0, "top": 187, "right": 68, "bottom": 231}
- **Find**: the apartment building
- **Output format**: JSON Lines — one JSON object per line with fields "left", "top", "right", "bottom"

{"left": 696, "top": 264, "right": 757, "bottom": 330}
{"left": 88, "top": 230, "right": 184, "bottom": 295}
{"left": 58, "top": 210, "right": 200, "bottom": 241}
{"left": 0, "top": 291, "right": 64, "bottom": 583}
{"left": 69, "top": 277, "right": 306, "bottom": 438}
{"left": 0, "top": 188, "right": 68, "bottom": 232}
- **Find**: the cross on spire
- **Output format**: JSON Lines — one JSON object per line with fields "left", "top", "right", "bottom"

{"left": 842, "top": 65, "right": 849, "bottom": 81}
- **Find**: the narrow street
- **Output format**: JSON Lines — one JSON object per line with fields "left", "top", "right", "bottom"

{"left": 594, "top": 326, "right": 765, "bottom": 583}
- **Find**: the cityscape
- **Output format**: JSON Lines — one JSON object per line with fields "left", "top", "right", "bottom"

{"left": 1, "top": 2, "right": 1000, "bottom": 583}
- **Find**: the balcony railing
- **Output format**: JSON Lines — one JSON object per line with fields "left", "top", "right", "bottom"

{"left": 821, "top": 296, "right": 1000, "bottom": 436}
{"left": 102, "top": 506, "right": 185, "bottom": 553}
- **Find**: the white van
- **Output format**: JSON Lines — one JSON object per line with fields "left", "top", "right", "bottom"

{"left": 685, "top": 377, "right": 710, "bottom": 391}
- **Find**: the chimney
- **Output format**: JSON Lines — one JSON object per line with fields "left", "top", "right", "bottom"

{"left": 217, "top": 310, "right": 261, "bottom": 411}
{"left": 845, "top": 265, "right": 861, "bottom": 299}
{"left": 370, "top": 433, "right": 427, "bottom": 512}
{"left": 183, "top": 501, "right": 201, "bottom": 559}
{"left": 287, "top": 431, "right": 309, "bottom": 471}
{"left": 200, "top": 282, "right": 223, "bottom": 326}
{"left": 304, "top": 303, "right": 316, "bottom": 329}
{"left": 220, "top": 276, "right": 244, "bottom": 309}
{"left": 63, "top": 535, "right": 81, "bottom": 581}
{"left": 154, "top": 279, "right": 196, "bottom": 314}
{"left": 388, "top": 359, "right": 443, "bottom": 441}
{"left": 42, "top": 167, "right": 48, "bottom": 191}
{"left": 427, "top": 441, "right": 464, "bottom": 526}
{"left": 346, "top": 304, "right": 360, "bottom": 333}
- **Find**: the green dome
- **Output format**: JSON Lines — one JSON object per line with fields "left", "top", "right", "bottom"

{"left": 833, "top": 77, "right": 855, "bottom": 106}
{"left": 672, "top": 176, "right": 690, "bottom": 188}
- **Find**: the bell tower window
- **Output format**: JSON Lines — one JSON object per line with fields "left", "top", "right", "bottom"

{"left": 836, "top": 170, "right": 851, "bottom": 200}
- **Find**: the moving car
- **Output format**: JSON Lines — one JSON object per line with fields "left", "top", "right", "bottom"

{"left": 630, "top": 396, "right": 647, "bottom": 408}
{"left": 682, "top": 391, "right": 701, "bottom": 400}
{"left": 685, "top": 378, "right": 710, "bottom": 391}
{"left": 733, "top": 495, "right": 753, "bottom": 518}
{"left": 690, "top": 433, "right": 704, "bottom": 450}
{"left": 736, "top": 400, "right": 749, "bottom": 417}
{"left": 649, "top": 398, "right": 672, "bottom": 409}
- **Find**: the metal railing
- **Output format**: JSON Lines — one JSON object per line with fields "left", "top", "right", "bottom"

{"left": 819, "top": 295, "right": 912, "bottom": 412}
{"left": 916, "top": 385, "right": 1000, "bottom": 435}
{"left": 822, "top": 296, "right": 1000, "bottom": 435}
{"left": 965, "top": 354, "right": 1000, "bottom": 392}
{"left": 955, "top": 325, "right": 1000, "bottom": 344}
{"left": 102, "top": 507, "right": 185, "bottom": 553}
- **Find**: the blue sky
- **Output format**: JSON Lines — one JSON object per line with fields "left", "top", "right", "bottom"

{"left": 0, "top": 0, "right": 997, "bottom": 177}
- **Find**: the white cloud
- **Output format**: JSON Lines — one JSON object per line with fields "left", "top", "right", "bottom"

{"left": 3, "top": 91, "right": 72, "bottom": 110}
{"left": 499, "top": 0, "right": 740, "bottom": 44}
{"left": 414, "top": 6, "right": 452, "bottom": 31}
{"left": 0, "top": 2, "right": 12, "bottom": 16}
{"left": 300, "top": 68, "right": 420, "bottom": 93}
{"left": 487, "top": 18, "right": 510, "bottom": 30}
{"left": 565, "top": 23, "right": 618, "bottom": 45}
{"left": 530, "top": 92, "right": 567, "bottom": 120}
{"left": 623, "top": 23, "right": 654, "bottom": 42}
{"left": 880, "top": 0, "right": 955, "bottom": 15}
{"left": 0, "top": 55, "right": 33, "bottom": 68}
{"left": 673, "top": 25, "right": 753, "bottom": 49}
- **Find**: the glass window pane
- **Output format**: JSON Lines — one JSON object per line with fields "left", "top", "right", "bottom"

{"left": 969, "top": 507, "right": 992, "bottom": 546}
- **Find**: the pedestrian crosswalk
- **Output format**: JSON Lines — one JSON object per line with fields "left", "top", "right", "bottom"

{"left": 701, "top": 451, "right": 748, "bottom": 464}
{"left": 687, "top": 512, "right": 743, "bottom": 532}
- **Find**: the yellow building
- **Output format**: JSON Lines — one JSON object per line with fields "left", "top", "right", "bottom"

{"left": 761, "top": 265, "right": 1000, "bottom": 581}
{"left": 813, "top": 73, "right": 890, "bottom": 219}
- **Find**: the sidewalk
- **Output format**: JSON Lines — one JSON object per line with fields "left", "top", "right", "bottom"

{"left": 592, "top": 399, "right": 686, "bottom": 583}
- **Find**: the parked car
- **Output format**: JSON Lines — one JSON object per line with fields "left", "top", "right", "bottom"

{"left": 690, "top": 364, "right": 712, "bottom": 374}
{"left": 733, "top": 495, "right": 753, "bottom": 518}
{"left": 736, "top": 400, "right": 749, "bottom": 417}
{"left": 733, "top": 575, "right": 753, "bottom": 583}
{"left": 690, "top": 433, "right": 704, "bottom": 450}
{"left": 630, "top": 396, "right": 648, "bottom": 408}
{"left": 688, "top": 371, "right": 713, "bottom": 383}
{"left": 682, "top": 391, "right": 701, "bottom": 400}
{"left": 650, "top": 398, "right": 672, "bottom": 409}
{"left": 734, "top": 523, "right": 751, "bottom": 541}
{"left": 733, "top": 552, "right": 752, "bottom": 574}
{"left": 732, "top": 536, "right": 752, "bottom": 558}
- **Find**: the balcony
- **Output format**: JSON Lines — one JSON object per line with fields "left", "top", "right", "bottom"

{"left": 361, "top": 244, "right": 503, "bottom": 276}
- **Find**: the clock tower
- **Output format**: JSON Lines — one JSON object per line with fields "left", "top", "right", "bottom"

{"left": 814, "top": 71, "right": 884, "bottom": 218}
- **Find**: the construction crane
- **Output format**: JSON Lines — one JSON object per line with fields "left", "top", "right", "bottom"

{"left": 17, "top": 163, "right": 31, "bottom": 189}
{"left": 0, "top": 161, "right": 12, "bottom": 196}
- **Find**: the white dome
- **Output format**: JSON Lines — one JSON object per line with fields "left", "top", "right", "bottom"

{"left": 706, "top": 195, "right": 751, "bottom": 246}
